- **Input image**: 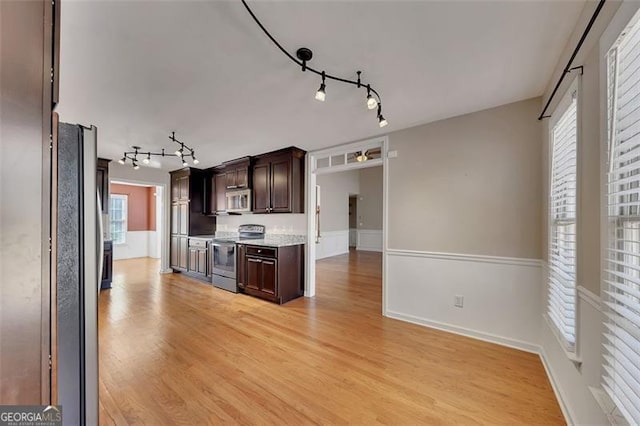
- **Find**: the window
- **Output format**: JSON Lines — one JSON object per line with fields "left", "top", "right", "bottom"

{"left": 547, "top": 87, "right": 578, "bottom": 353}
{"left": 603, "top": 13, "right": 640, "bottom": 425}
{"left": 110, "top": 194, "right": 127, "bottom": 244}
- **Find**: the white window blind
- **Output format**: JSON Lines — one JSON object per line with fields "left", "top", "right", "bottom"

{"left": 548, "top": 91, "right": 578, "bottom": 351}
{"left": 110, "top": 194, "right": 127, "bottom": 244}
{"left": 604, "top": 13, "right": 640, "bottom": 425}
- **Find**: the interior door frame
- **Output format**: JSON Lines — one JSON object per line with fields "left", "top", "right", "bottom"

{"left": 305, "top": 136, "right": 389, "bottom": 315}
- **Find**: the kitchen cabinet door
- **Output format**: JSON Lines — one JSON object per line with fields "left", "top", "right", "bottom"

{"left": 178, "top": 202, "right": 188, "bottom": 235}
{"left": 252, "top": 163, "right": 270, "bottom": 213}
{"left": 215, "top": 173, "right": 226, "bottom": 213}
{"left": 178, "top": 176, "right": 189, "bottom": 201}
{"left": 237, "top": 244, "right": 246, "bottom": 288}
{"left": 236, "top": 167, "right": 248, "bottom": 189}
{"left": 170, "top": 236, "right": 179, "bottom": 267}
{"left": 206, "top": 175, "right": 216, "bottom": 215}
{"left": 225, "top": 170, "right": 237, "bottom": 189}
{"left": 270, "top": 157, "right": 291, "bottom": 213}
{"left": 197, "top": 248, "right": 207, "bottom": 275}
{"left": 260, "top": 258, "right": 277, "bottom": 295}
{"left": 171, "top": 203, "right": 179, "bottom": 234}
{"left": 188, "top": 248, "right": 198, "bottom": 273}
{"left": 246, "top": 256, "right": 262, "bottom": 291}
{"left": 179, "top": 237, "right": 188, "bottom": 269}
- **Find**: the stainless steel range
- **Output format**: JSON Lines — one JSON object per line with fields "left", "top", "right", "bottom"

{"left": 210, "top": 224, "right": 265, "bottom": 292}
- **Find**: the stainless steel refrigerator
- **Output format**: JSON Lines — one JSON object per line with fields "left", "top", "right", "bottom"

{"left": 57, "top": 122, "right": 101, "bottom": 426}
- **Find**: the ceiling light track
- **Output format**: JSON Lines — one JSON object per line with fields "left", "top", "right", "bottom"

{"left": 241, "top": 0, "right": 388, "bottom": 128}
{"left": 118, "top": 131, "right": 199, "bottom": 169}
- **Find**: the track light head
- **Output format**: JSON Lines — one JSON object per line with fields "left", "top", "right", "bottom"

{"left": 175, "top": 149, "right": 182, "bottom": 157}
{"left": 316, "top": 71, "right": 326, "bottom": 102}
{"left": 193, "top": 157, "right": 200, "bottom": 165}
{"left": 118, "top": 157, "right": 126, "bottom": 165}
{"left": 315, "top": 83, "right": 326, "bottom": 102}
{"left": 366, "top": 85, "right": 378, "bottom": 110}
{"left": 133, "top": 162, "right": 140, "bottom": 170}
{"left": 367, "top": 94, "right": 378, "bottom": 110}
{"left": 378, "top": 115, "right": 388, "bottom": 128}
{"left": 182, "top": 159, "right": 188, "bottom": 167}
{"left": 143, "top": 153, "right": 151, "bottom": 165}
{"left": 356, "top": 151, "right": 368, "bottom": 162}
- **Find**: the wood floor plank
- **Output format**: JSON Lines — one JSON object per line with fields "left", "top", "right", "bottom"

{"left": 99, "top": 251, "right": 563, "bottom": 425}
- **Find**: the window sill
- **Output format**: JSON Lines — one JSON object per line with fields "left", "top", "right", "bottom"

{"left": 543, "top": 314, "right": 582, "bottom": 366}
{"left": 589, "top": 387, "right": 629, "bottom": 426}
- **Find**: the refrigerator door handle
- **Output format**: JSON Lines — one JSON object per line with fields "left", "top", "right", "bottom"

{"left": 97, "top": 190, "right": 104, "bottom": 293}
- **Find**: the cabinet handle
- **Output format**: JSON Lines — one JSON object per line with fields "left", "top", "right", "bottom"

{"left": 258, "top": 249, "right": 262, "bottom": 253}
{"left": 228, "top": 185, "right": 238, "bottom": 189}
{"left": 248, "top": 258, "right": 262, "bottom": 263}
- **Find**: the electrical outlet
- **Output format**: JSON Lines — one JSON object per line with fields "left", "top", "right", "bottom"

{"left": 454, "top": 295, "right": 464, "bottom": 308}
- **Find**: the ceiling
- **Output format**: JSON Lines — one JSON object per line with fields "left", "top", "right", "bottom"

{"left": 57, "top": 0, "right": 585, "bottom": 170}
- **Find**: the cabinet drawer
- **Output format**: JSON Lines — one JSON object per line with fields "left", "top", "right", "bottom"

{"left": 188, "top": 238, "right": 208, "bottom": 249}
{"left": 246, "top": 245, "right": 276, "bottom": 258}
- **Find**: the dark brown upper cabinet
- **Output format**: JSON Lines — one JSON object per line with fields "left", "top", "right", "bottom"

{"left": 204, "top": 166, "right": 227, "bottom": 215}
{"left": 252, "top": 147, "right": 305, "bottom": 214}
{"left": 223, "top": 157, "right": 251, "bottom": 190}
{"left": 97, "top": 158, "right": 110, "bottom": 213}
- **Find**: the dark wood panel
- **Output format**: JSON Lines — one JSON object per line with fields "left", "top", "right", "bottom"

{"left": 236, "top": 244, "right": 246, "bottom": 288}
{"left": 101, "top": 241, "right": 113, "bottom": 290}
{"left": 246, "top": 256, "right": 262, "bottom": 291}
{"left": 215, "top": 173, "right": 226, "bottom": 213}
{"left": 261, "top": 259, "right": 277, "bottom": 295}
{"left": 170, "top": 236, "right": 178, "bottom": 267}
{"left": 179, "top": 237, "right": 188, "bottom": 269}
{"left": 197, "top": 249, "right": 207, "bottom": 275}
{"left": 178, "top": 176, "right": 189, "bottom": 201}
{"left": 171, "top": 203, "right": 179, "bottom": 235}
{"left": 270, "top": 158, "right": 291, "bottom": 213}
{"left": 252, "top": 163, "right": 270, "bottom": 213}
{"left": 178, "top": 203, "right": 188, "bottom": 235}
{"left": 236, "top": 167, "right": 248, "bottom": 189}
{"left": 225, "top": 170, "right": 237, "bottom": 189}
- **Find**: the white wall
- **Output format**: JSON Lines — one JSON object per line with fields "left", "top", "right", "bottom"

{"left": 113, "top": 231, "right": 158, "bottom": 260}
{"left": 315, "top": 170, "right": 360, "bottom": 259}
{"left": 384, "top": 98, "right": 543, "bottom": 353}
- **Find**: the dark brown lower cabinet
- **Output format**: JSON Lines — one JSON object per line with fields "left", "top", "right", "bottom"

{"left": 171, "top": 236, "right": 189, "bottom": 271}
{"left": 101, "top": 240, "right": 113, "bottom": 289}
{"left": 187, "top": 238, "right": 208, "bottom": 279}
{"left": 237, "top": 244, "right": 303, "bottom": 304}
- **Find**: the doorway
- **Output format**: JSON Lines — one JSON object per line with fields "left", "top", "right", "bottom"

{"left": 306, "top": 137, "right": 388, "bottom": 314}
{"left": 107, "top": 180, "right": 165, "bottom": 288}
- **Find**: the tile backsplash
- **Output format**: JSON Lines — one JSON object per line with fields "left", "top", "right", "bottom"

{"left": 216, "top": 213, "right": 307, "bottom": 235}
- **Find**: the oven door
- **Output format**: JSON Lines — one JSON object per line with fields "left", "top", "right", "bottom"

{"left": 212, "top": 241, "right": 236, "bottom": 279}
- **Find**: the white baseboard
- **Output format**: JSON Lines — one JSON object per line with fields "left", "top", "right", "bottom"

{"left": 356, "top": 229, "right": 383, "bottom": 252}
{"left": 386, "top": 310, "right": 540, "bottom": 353}
{"left": 316, "top": 230, "right": 350, "bottom": 260}
{"left": 159, "top": 268, "right": 174, "bottom": 274}
{"left": 539, "top": 346, "right": 574, "bottom": 425}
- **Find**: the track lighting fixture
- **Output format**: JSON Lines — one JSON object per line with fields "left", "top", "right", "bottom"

{"left": 241, "top": 0, "right": 388, "bottom": 128}
{"left": 366, "top": 85, "right": 378, "bottom": 110}
{"left": 315, "top": 71, "right": 326, "bottom": 102}
{"left": 118, "top": 132, "right": 199, "bottom": 170}
{"left": 377, "top": 105, "right": 388, "bottom": 128}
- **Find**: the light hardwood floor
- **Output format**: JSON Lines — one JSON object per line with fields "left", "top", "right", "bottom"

{"left": 99, "top": 251, "right": 563, "bottom": 425}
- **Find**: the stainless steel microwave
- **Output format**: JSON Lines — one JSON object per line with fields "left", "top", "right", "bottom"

{"left": 226, "top": 189, "right": 251, "bottom": 213}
